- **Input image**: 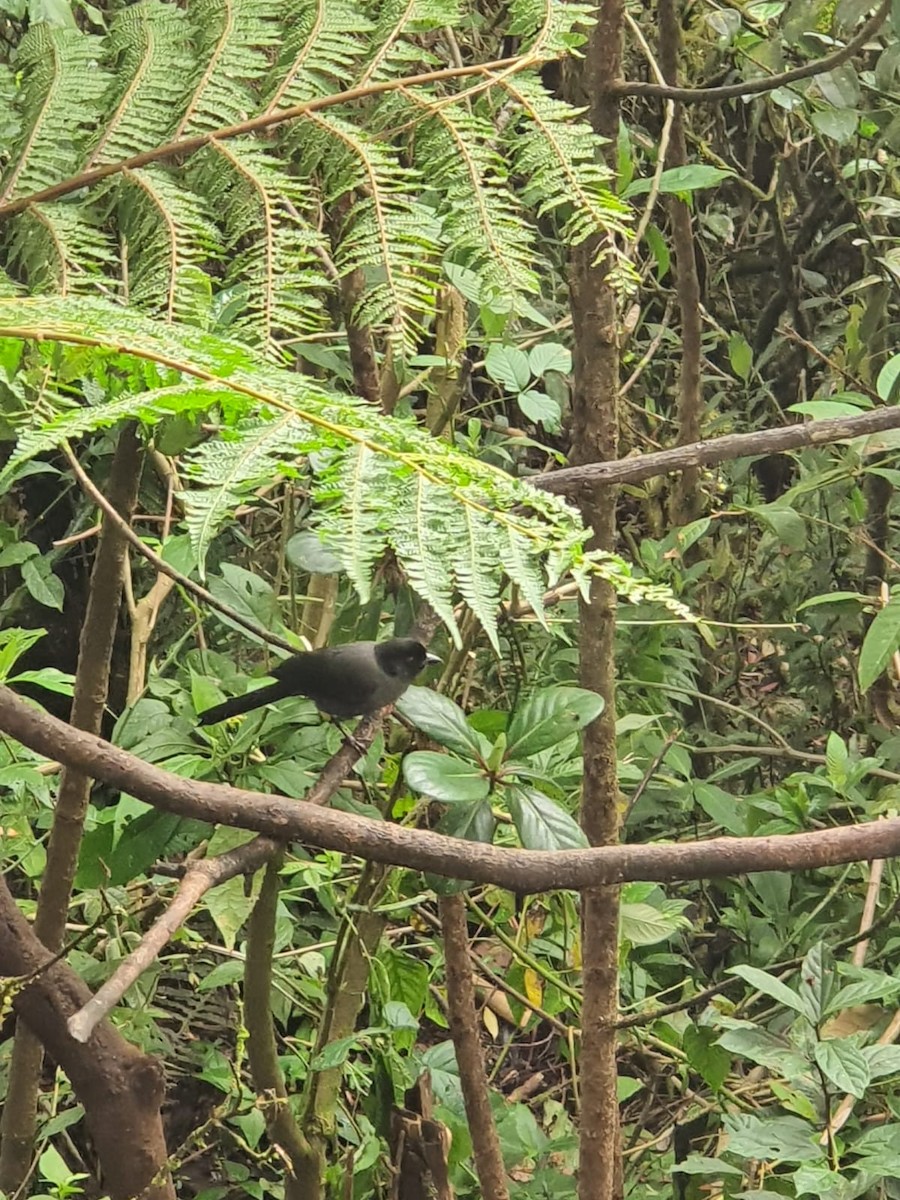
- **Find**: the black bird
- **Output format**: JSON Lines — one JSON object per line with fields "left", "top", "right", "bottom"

{"left": 197, "top": 638, "right": 439, "bottom": 725}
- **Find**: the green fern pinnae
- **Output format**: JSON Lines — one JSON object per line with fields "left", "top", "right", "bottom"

{"left": 390, "top": 476, "right": 461, "bottom": 640}
{"left": 504, "top": 526, "right": 550, "bottom": 629}
{"left": 1, "top": 25, "right": 110, "bottom": 203}
{"left": 268, "top": 0, "right": 374, "bottom": 108}
{"left": 191, "top": 139, "right": 330, "bottom": 350}
{"left": 175, "top": 0, "right": 283, "bottom": 137}
{"left": 3, "top": 204, "right": 116, "bottom": 295}
{"left": 406, "top": 99, "right": 541, "bottom": 303}
{"left": 507, "top": 0, "right": 595, "bottom": 56}
{"left": 361, "top": 0, "right": 460, "bottom": 85}
{"left": 456, "top": 507, "right": 503, "bottom": 651}
{"left": 182, "top": 412, "right": 315, "bottom": 569}
{"left": 114, "top": 168, "right": 221, "bottom": 319}
{"left": 504, "top": 78, "right": 632, "bottom": 249}
{"left": 313, "top": 442, "right": 392, "bottom": 599}
{"left": 0, "top": 297, "right": 599, "bottom": 640}
{"left": 90, "top": 2, "right": 194, "bottom": 165}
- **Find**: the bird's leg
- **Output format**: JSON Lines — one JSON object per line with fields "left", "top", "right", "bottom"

{"left": 334, "top": 719, "right": 368, "bottom": 755}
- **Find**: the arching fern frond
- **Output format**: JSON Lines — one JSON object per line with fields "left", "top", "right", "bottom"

{"left": 0, "top": 295, "right": 649, "bottom": 647}
{"left": 1, "top": 25, "right": 109, "bottom": 202}
{"left": 267, "top": 0, "right": 374, "bottom": 108}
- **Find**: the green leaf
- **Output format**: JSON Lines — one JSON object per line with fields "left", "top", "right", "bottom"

{"left": 620, "top": 901, "right": 688, "bottom": 947}
{"left": 813, "top": 1040, "right": 870, "bottom": 1098}
{"left": 693, "top": 783, "right": 746, "bottom": 835}
{"left": 809, "top": 108, "right": 858, "bottom": 144}
{"left": 505, "top": 785, "right": 588, "bottom": 850}
{"left": 10, "top": 667, "right": 75, "bottom": 696}
{"left": 528, "top": 343, "right": 571, "bottom": 377}
{"left": 727, "top": 965, "right": 808, "bottom": 1016}
{"left": 722, "top": 1113, "right": 824, "bottom": 1164}
{"left": 396, "top": 687, "right": 488, "bottom": 758}
{"left": 21, "top": 558, "right": 64, "bottom": 610}
{"left": 683, "top": 1025, "right": 730, "bottom": 1092}
{"left": 286, "top": 530, "right": 344, "bottom": 574}
{"left": 858, "top": 594, "right": 900, "bottom": 691}
{"left": 484, "top": 344, "right": 532, "bottom": 391}
{"left": 506, "top": 687, "right": 604, "bottom": 758}
{"left": 437, "top": 799, "right": 496, "bottom": 843}
{"left": 403, "top": 752, "right": 490, "bottom": 803}
{"left": 877, "top": 352, "right": 900, "bottom": 402}
{"left": 516, "top": 389, "right": 561, "bottom": 431}
{"left": 623, "top": 164, "right": 733, "bottom": 199}
{"left": 728, "top": 333, "right": 752, "bottom": 381}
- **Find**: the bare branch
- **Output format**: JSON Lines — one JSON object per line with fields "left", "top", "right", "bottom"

{"left": 3, "top": 686, "right": 900, "bottom": 890}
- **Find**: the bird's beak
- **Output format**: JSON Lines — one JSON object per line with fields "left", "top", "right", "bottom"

{"left": 425, "top": 652, "right": 441, "bottom": 664}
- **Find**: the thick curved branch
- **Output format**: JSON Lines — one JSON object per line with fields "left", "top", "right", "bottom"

{"left": 535, "top": 405, "right": 900, "bottom": 495}
{"left": 2, "top": 685, "right": 899, "bottom": 891}
{"left": 611, "top": 0, "right": 889, "bottom": 102}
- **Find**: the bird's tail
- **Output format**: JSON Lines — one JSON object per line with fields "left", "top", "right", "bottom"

{"left": 197, "top": 681, "right": 288, "bottom": 726}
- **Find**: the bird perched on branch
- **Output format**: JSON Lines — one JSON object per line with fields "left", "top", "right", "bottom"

{"left": 197, "top": 638, "right": 439, "bottom": 725}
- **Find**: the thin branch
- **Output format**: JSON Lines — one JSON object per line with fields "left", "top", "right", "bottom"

{"left": 611, "top": 1, "right": 890, "bottom": 102}
{"left": 67, "top": 836, "right": 281, "bottom": 1043}
{"left": 535, "top": 404, "right": 900, "bottom": 494}
{"left": 0, "top": 55, "right": 534, "bottom": 219}
{"left": 61, "top": 442, "right": 298, "bottom": 655}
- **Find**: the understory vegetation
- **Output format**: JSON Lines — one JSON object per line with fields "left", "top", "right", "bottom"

{"left": 1, "top": 0, "right": 900, "bottom": 1197}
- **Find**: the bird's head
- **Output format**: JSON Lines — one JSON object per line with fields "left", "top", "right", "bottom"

{"left": 376, "top": 638, "right": 440, "bottom": 680}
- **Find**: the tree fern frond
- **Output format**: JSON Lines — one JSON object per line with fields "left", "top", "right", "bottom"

{"left": 190, "top": 139, "right": 330, "bottom": 351}
{"left": 504, "top": 525, "right": 549, "bottom": 628}
{"left": 3, "top": 203, "right": 116, "bottom": 295}
{"left": 0, "top": 296, "right": 611, "bottom": 645}
{"left": 301, "top": 112, "right": 441, "bottom": 354}
{"left": 181, "top": 412, "right": 315, "bottom": 568}
{"left": 503, "top": 75, "right": 632, "bottom": 250}
{"left": 360, "top": 0, "right": 458, "bottom": 85}
{"left": 113, "top": 167, "right": 221, "bottom": 320}
{"left": 267, "top": 0, "right": 374, "bottom": 108}
{"left": 405, "top": 95, "right": 541, "bottom": 304}
{"left": 385, "top": 476, "right": 461, "bottom": 639}
{"left": 90, "top": 1, "right": 194, "bottom": 164}
{"left": 456, "top": 507, "right": 503, "bottom": 651}
{"left": 175, "top": 0, "right": 284, "bottom": 137}
{"left": 313, "top": 443, "right": 393, "bottom": 599}
{"left": 506, "top": 0, "right": 596, "bottom": 57}
{"left": 1, "top": 25, "right": 110, "bottom": 203}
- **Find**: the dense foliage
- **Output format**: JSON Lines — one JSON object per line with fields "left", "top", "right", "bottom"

{"left": 1, "top": 0, "right": 900, "bottom": 1198}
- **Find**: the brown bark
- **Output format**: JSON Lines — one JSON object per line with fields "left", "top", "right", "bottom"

{"left": 658, "top": 0, "right": 703, "bottom": 525}
{"left": 0, "top": 877, "right": 172, "bottom": 1200}
{"left": 3, "top": 684, "right": 900, "bottom": 888}
{"left": 440, "top": 893, "right": 509, "bottom": 1200}
{"left": 0, "top": 424, "right": 144, "bottom": 1190}
{"left": 566, "top": 2, "right": 625, "bottom": 1196}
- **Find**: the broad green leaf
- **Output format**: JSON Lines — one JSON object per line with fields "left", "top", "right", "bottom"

{"left": 797, "top": 592, "right": 866, "bottom": 610}
{"left": 727, "top": 965, "right": 808, "bottom": 1015}
{"left": 437, "top": 799, "right": 496, "bottom": 843}
{"left": 506, "top": 687, "right": 604, "bottom": 758}
{"left": 403, "top": 752, "right": 490, "bottom": 803}
{"left": 10, "top": 667, "right": 75, "bottom": 696}
{"left": 286, "top": 530, "right": 344, "bottom": 574}
{"left": 397, "top": 687, "right": 489, "bottom": 758}
{"left": 506, "top": 785, "right": 588, "bottom": 851}
{"left": 810, "top": 108, "right": 858, "bottom": 144}
{"left": 676, "top": 1156, "right": 741, "bottom": 1177}
{"left": 623, "top": 164, "right": 733, "bottom": 199}
{"left": 683, "top": 1025, "right": 730, "bottom": 1092}
{"left": 877, "top": 352, "right": 900, "bottom": 402}
{"left": 693, "top": 783, "right": 746, "bottom": 835}
{"left": 517, "top": 389, "right": 561, "bottom": 431}
{"left": 722, "top": 1113, "right": 824, "bottom": 1163}
{"left": 21, "top": 558, "right": 64, "bottom": 610}
{"left": 728, "top": 334, "right": 752, "bottom": 381}
{"left": 485, "top": 344, "right": 531, "bottom": 391}
{"left": 528, "top": 343, "right": 571, "bottom": 377}
{"left": 797, "top": 942, "right": 832, "bottom": 1024}
{"left": 858, "top": 594, "right": 900, "bottom": 691}
{"left": 813, "top": 1040, "right": 869, "bottom": 1098}
{"left": 205, "top": 874, "right": 261, "bottom": 951}
{"left": 863, "top": 1045, "right": 900, "bottom": 1078}
{"left": 620, "top": 901, "right": 689, "bottom": 947}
